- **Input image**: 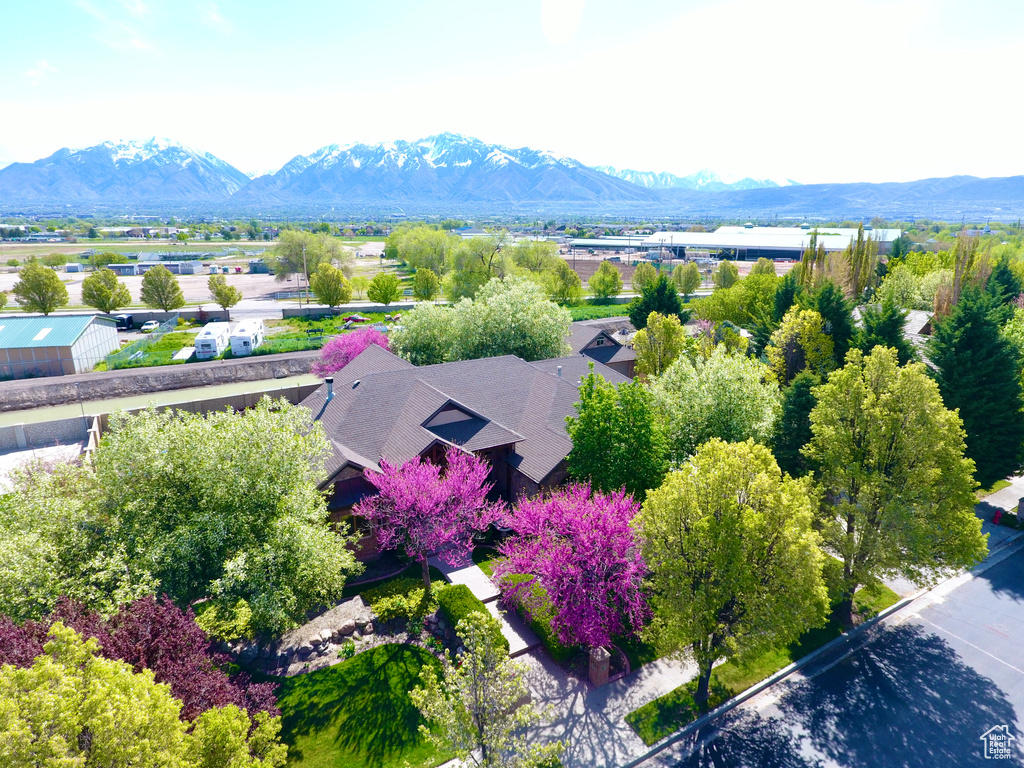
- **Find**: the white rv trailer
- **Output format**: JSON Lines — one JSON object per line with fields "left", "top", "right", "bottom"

{"left": 194, "top": 322, "right": 232, "bottom": 360}
{"left": 229, "top": 319, "right": 265, "bottom": 357}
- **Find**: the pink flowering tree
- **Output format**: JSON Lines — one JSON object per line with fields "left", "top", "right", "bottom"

{"left": 355, "top": 446, "right": 504, "bottom": 587}
{"left": 312, "top": 327, "right": 390, "bottom": 378}
{"left": 494, "top": 483, "right": 649, "bottom": 650}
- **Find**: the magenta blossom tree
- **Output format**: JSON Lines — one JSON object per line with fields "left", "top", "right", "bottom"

{"left": 0, "top": 596, "right": 277, "bottom": 721}
{"left": 494, "top": 483, "right": 649, "bottom": 650}
{"left": 312, "top": 327, "right": 390, "bottom": 378}
{"left": 355, "top": 446, "right": 504, "bottom": 587}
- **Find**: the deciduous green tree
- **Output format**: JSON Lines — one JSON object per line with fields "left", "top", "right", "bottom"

{"left": 712, "top": 260, "right": 739, "bottom": 289}
{"left": 566, "top": 367, "right": 666, "bottom": 500}
{"left": 589, "top": 260, "right": 623, "bottom": 301}
{"left": 673, "top": 262, "right": 701, "bottom": 298}
{"left": 308, "top": 263, "right": 351, "bottom": 310}
{"left": 270, "top": 230, "right": 352, "bottom": 283}
{"left": 389, "top": 302, "right": 456, "bottom": 365}
{"left": 410, "top": 612, "right": 563, "bottom": 768}
{"left": 631, "top": 262, "right": 658, "bottom": 293}
{"left": 451, "top": 277, "right": 571, "bottom": 362}
{"left": 507, "top": 239, "right": 560, "bottom": 273}
{"left": 397, "top": 226, "right": 461, "bottom": 274}
{"left": 928, "top": 288, "right": 1024, "bottom": 488}
{"left": 350, "top": 274, "right": 370, "bottom": 300}
{"left": 0, "top": 623, "right": 287, "bottom": 768}
{"left": 11, "top": 261, "right": 69, "bottom": 315}
{"left": 367, "top": 272, "right": 403, "bottom": 305}
{"left": 413, "top": 268, "right": 441, "bottom": 301}
{"left": 140, "top": 265, "right": 185, "bottom": 311}
{"left": 748, "top": 257, "right": 777, "bottom": 276}
{"left": 649, "top": 347, "right": 781, "bottom": 465}
{"left": 805, "top": 347, "right": 987, "bottom": 627}
{"left": 207, "top": 274, "right": 243, "bottom": 311}
{"left": 545, "top": 260, "right": 584, "bottom": 305}
{"left": 444, "top": 234, "right": 512, "bottom": 300}
{"left": 90, "top": 251, "right": 130, "bottom": 269}
{"left": 635, "top": 439, "right": 828, "bottom": 709}
{"left": 82, "top": 268, "right": 132, "bottom": 313}
{"left": 765, "top": 308, "right": 834, "bottom": 386}
{"left": 87, "top": 400, "right": 362, "bottom": 634}
{"left": 633, "top": 311, "right": 691, "bottom": 378}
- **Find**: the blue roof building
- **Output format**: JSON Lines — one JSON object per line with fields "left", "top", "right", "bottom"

{"left": 0, "top": 314, "right": 119, "bottom": 380}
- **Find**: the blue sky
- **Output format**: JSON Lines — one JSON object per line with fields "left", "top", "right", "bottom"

{"left": 2, "top": 0, "right": 1023, "bottom": 184}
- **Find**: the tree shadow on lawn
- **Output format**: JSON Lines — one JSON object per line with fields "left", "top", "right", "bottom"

{"left": 277, "top": 643, "right": 439, "bottom": 768}
{"left": 672, "top": 622, "right": 1023, "bottom": 768}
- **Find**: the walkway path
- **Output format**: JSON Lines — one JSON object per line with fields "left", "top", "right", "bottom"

{"left": 428, "top": 555, "right": 541, "bottom": 657}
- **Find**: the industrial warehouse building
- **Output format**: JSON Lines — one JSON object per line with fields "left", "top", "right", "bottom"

{"left": 569, "top": 226, "right": 903, "bottom": 261}
{"left": 0, "top": 315, "right": 119, "bottom": 380}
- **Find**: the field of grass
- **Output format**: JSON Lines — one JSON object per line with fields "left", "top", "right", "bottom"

{"left": 273, "top": 643, "right": 447, "bottom": 768}
{"left": 105, "top": 330, "right": 197, "bottom": 369}
{"left": 625, "top": 582, "right": 901, "bottom": 746}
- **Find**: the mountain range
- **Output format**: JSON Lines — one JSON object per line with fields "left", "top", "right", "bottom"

{"left": 1, "top": 134, "right": 1023, "bottom": 218}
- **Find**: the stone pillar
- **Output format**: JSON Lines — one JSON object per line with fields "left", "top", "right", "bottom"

{"left": 589, "top": 646, "right": 610, "bottom": 688}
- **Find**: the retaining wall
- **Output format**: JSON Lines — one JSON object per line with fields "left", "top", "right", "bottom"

{"left": 0, "top": 383, "right": 321, "bottom": 451}
{"left": 0, "top": 350, "right": 321, "bottom": 412}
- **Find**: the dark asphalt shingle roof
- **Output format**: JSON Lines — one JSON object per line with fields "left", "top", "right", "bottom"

{"left": 303, "top": 346, "right": 628, "bottom": 485}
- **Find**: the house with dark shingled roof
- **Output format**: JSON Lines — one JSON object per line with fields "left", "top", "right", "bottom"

{"left": 299, "top": 344, "right": 628, "bottom": 555}
{"left": 568, "top": 318, "right": 636, "bottom": 379}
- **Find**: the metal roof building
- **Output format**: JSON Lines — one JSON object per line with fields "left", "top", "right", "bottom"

{"left": 642, "top": 226, "right": 903, "bottom": 260}
{"left": 0, "top": 314, "right": 119, "bottom": 380}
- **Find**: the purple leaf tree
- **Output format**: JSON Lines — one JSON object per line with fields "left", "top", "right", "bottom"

{"left": 355, "top": 446, "right": 504, "bottom": 587}
{"left": 494, "top": 483, "right": 649, "bottom": 650}
{"left": 0, "top": 596, "right": 277, "bottom": 721}
{"left": 311, "top": 327, "right": 390, "bottom": 378}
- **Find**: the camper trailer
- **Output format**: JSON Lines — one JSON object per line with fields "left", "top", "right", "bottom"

{"left": 194, "top": 322, "right": 232, "bottom": 360}
{"left": 229, "top": 319, "right": 265, "bottom": 357}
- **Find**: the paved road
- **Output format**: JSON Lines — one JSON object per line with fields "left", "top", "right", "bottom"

{"left": 645, "top": 542, "right": 1024, "bottom": 768}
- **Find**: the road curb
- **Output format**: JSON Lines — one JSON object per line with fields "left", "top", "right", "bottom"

{"left": 623, "top": 531, "right": 1024, "bottom": 768}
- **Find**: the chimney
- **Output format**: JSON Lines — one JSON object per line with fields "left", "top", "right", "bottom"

{"left": 325, "top": 377, "right": 334, "bottom": 401}
{"left": 557, "top": 366, "right": 562, "bottom": 378}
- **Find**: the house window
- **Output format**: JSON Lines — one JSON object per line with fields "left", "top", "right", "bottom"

{"left": 594, "top": 337, "right": 605, "bottom": 346}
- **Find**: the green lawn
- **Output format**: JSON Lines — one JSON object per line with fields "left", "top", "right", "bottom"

{"left": 626, "top": 582, "right": 901, "bottom": 746}
{"left": 978, "top": 479, "right": 1012, "bottom": 500}
{"left": 569, "top": 303, "right": 632, "bottom": 321}
{"left": 274, "top": 644, "right": 447, "bottom": 768}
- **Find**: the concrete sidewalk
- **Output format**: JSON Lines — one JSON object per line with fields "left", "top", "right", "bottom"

{"left": 428, "top": 554, "right": 540, "bottom": 657}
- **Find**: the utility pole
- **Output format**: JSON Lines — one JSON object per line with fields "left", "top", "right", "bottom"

{"left": 301, "top": 245, "right": 308, "bottom": 312}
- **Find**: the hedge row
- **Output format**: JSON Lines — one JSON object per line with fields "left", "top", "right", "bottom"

{"left": 436, "top": 584, "right": 509, "bottom": 653}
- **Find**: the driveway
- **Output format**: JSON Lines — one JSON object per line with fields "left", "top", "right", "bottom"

{"left": 644, "top": 541, "right": 1024, "bottom": 767}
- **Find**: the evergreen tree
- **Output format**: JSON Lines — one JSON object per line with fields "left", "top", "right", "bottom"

{"left": 772, "top": 372, "right": 818, "bottom": 477}
{"left": 857, "top": 298, "right": 917, "bottom": 365}
{"left": 809, "top": 280, "right": 855, "bottom": 368}
{"left": 627, "top": 276, "right": 685, "bottom": 330}
{"left": 987, "top": 256, "right": 1022, "bottom": 306}
{"left": 928, "top": 288, "right": 1024, "bottom": 488}
{"left": 772, "top": 272, "right": 801, "bottom": 323}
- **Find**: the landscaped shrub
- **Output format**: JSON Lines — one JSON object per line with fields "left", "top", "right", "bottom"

{"left": 364, "top": 577, "right": 439, "bottom": 622}
{"left": 499, "top": 575, "right": 575, "bottom": 663}
{"left": 437, "top": 584, "right": 508, "bottom": 652}
{"left": 194, "top": 598, "right": 254, "bottom": 642}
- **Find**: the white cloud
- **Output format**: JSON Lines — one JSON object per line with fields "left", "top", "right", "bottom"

{"left": 199, "top": 2, "right": 229, "bottom": 30}
{"left": 23, "top": 61, "right": 57, "bottom": 86}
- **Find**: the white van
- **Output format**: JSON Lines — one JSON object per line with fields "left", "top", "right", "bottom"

{"left": 229, "top": 319, "right": 265, "bottom": 357}
{"left": 194, "top": 322, "right": 232, "bottom": 360}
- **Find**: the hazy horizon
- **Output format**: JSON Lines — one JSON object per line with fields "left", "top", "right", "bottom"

{"left": 2, "top": 0, "right": 1022, "bottom": 186}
